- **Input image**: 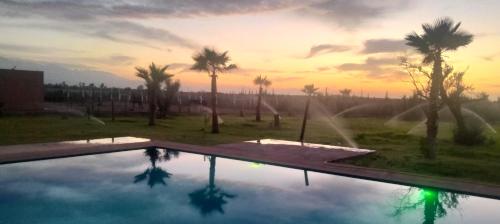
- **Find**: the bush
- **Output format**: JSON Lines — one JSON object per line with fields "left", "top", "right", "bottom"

{"left": 453, "top": 117, "right": 487, "bottom": 145}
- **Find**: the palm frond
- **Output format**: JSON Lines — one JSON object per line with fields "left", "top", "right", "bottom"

{"left": 405, "top": 33, "right": 431, "bottom": 55}
{"left": 135, "top": 67, "right": 151, "bottom": 84}
{"left": 253, "top": 75, "right": 263, "bottom": 85}
{"left": 191, "top": 53, "right": 210, "bottom": 72}
{"left": 406, "top": 17, "right": 473, "bottom": 65}
{"left": 224, "top": 64, "right": 237, "bottom": 71}
{"left": 444, "top": 31, "right": 473, "bottom": 50}
{"left": 263, "top": 79, "right": 272, "bottom": 87}
{"left": 192, "top": 47, "right": 237, "bottom": 76}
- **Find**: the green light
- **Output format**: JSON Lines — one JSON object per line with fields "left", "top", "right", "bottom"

{"left": 249, "top": 163, "right": 263, "bottom": 168}
{"left": 420, "top": 189, "right": 438, "bottom": 200}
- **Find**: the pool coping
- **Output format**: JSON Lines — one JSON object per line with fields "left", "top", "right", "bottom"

{"left": 1, "top": 138, "right": 499, "bottom": 200}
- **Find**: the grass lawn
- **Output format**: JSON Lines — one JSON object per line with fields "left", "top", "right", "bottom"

{"left": 1, "top": 114, "right": 499, "bottom": 185}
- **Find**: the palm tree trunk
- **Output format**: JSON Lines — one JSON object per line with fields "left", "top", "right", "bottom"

{"left": 148, "top": 89, "right": 156, "bottom": 126}
{"left": 111, "top": 97, "right": 115, "bottom": 122}
{"left": 423, "top": 192, "right": 439, "bottom": 224}
{"left": 209, "top": 156, "right": 216, "bottom": 188}
{"left": 256, "top": 86, "right": 262, "bottom": 121}
{"left": 210, "top": 74, "right": 219, "bottom": 133}
{"left": 299, "top": 96, "right": 311, "bottom": 143}
{"left": 426, "top": 54, "right": 442, "bottom": 159}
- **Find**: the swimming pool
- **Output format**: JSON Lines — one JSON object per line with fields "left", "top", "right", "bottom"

{"left": 0, "top": 148, "right": 499, "bottom": 223}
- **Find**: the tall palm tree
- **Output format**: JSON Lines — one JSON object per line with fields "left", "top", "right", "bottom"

{"left": 299, "top": 84, "right": 319, "bottom": 143}
{"left": 405, "top": 17, "right": 472, "bottom": 159}
{"left": 191, "top": 48, "right": 237, "bottom": 133}
{"left": 136, "top": 63, "right": 173, "bottom": 126}
{"left": 253, "top": 75, "right": 272, "bottom": 122}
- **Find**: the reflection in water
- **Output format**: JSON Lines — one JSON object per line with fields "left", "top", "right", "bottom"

{"left": 304, "top": 170, "right": 310, "bottom": 186}
{"left": 1, "top": 150, "right": 499, "bottom": 223}
{"left": 163, "top": 149, "right": 180, "bottom": 161}
{"left": 393, "top": 188, "right": 465, "bottom": 224}
{"left": 62, "top": 136, "right": 150, "bottom": 145}
{"left": 189, "top": 156, "right": 237, "bottom": 216}
{"left": 133, "top": 148, "right": 179, "bottom": 188}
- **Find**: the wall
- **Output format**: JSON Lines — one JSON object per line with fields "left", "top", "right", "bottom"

{"left": 0, "top": 69, "right": 44, "bottom": 112}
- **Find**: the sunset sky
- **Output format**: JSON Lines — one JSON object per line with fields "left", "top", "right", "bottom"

{"left": 0, "top": 0, "right": 499, "bottom": 98}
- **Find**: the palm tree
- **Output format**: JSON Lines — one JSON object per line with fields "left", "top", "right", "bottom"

{"left": 299, "top": 84, "right": 319, "bottom": 143}
{"left": 253, "top": 75, "right": 272, "bottom": 122}
{"left": 339, "top": 88, "right": 352, "bottom": 97}
{"left": 405, "top": 18, "right": 472, "bottom": 159}
{"left": 136, "top": 63, "right": 173, "bottom": 126}
{"left": 188, "top": 156, "right": 236, "bottom": 216}
{"left": 393, "top": 188, "right": 463, "bottom": 224}
{"left": 134, "top": 148, "right": 172, "bottom": 188}
{"left": 191, "top": 48, "right": 237, "bottom": 133}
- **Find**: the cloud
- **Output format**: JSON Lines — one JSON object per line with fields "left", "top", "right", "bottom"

{"left": 109, "top": 55, "right": 135, "bottom": 64}
{"left": 481, "top": 52, "right": 500, "bottom": 61}
{"left": 0, "top": 42, "right": 79, "bottom": 54}
{"left": 0, "top": 20, "right": 197, "bottom": 50}
{"left": 0, "top": 56, "right": 141, "bottom": 87}
{"left": 0, "top": 1, "right": 203, "bottom": 49}
{"left": 87, "top": 21, "right": 199, "bottom": 49}
{"left": 316, "top": 66, "right": 332, "bottom": 72}
{"left": 0, "top": 0, "right": 411, "bottom": 49}
{"left": 336, "top": 57, "right": 404, "bottom": 78}
{"left": 299, "top": 0, "right": 409, "bottom": 28}
{"left": 306, "top": 44, "right": 351, "bottom": 58}
{"left": 273, "top": 75, "right": 304, "bottom": 82}
{"left": 361, "top": 39, "right": 408, "bottom": 54}
{"left": 0, "top": 0, "right": 411, "bottom": 29}
{"left": 71, "top": 54, "right": 136, "bottom": 66}
{"left": 0, "top": 0, "right": 298, "bottom": 21}
{"left": 167, "top": 63, "right": 192, "bottom": 70}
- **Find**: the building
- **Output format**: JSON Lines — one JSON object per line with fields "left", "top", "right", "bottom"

{"left": 0, "top": 69, "right": 44, "bottom": 113}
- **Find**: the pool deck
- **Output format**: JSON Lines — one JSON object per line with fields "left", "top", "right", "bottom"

{"left": 0, "top": 137, "right": 499, "bottom": 200}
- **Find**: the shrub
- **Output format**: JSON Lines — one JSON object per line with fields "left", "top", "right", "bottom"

{"left": 453, "top": 117, "right": 487, "bottom": 145}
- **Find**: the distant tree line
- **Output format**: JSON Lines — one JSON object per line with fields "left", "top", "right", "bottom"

{"left": 44, "top": 82, "right": 500, "bottom": 122}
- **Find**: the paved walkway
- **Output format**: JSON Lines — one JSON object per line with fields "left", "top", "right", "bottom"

{"left": 0, "top": 136, "right": 499, "bottom": 200}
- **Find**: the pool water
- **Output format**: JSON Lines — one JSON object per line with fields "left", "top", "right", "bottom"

{"left": 0, "top": 148, "right": 499, "bottom": 224}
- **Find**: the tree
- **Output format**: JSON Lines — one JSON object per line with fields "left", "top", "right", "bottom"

{"left": 339, "top": 88, "right": 351, "bottom": 97}
{"left": 401, "top": 58, "right": 484, "bottom": 145}
{"left": 393, "top": 188, "right": 464, "bottom": 224}
{"left": 299, "top": 84, "right": 319, "bottom": 143}
{"left": 158, "top": 79, "right": 181, "bottom": 118}
{"left": 441, "top": 65, "right": 473, "bottom": 141}
{"left": 134, "top": 148, "right": 172, "bottom": 188}
{"left": 253, "top": 75, "right": 272, "bottom": 122}
{"left": 191, "top": 48, "right": 237, "bottom": 133}
{"left": 188, "top": 156, "right": 236, "bottom": 216}
{"left": 98, "top": 83, "right": 105, "bottom": 106}
{"left": 405, "top": 17, "right": 473, "bottom": 159}
{"left": 136, "top": 63, "right": 172, "bottom": 126}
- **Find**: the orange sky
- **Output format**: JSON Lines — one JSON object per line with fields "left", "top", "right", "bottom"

{"left": 0, "top": 0, "right": 499, "bottom": 98}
